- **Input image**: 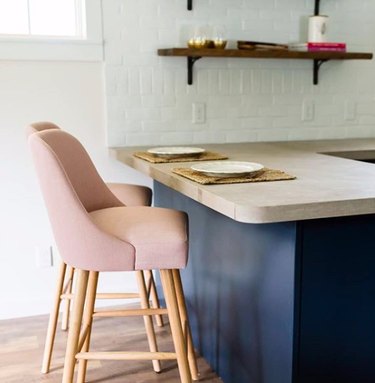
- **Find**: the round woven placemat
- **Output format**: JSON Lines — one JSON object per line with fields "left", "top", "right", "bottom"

{"left": 172, "top": 167, "right": 296, "bottom": 185}
{"left": 133, "top": 151, "right": 228, "bottom": 163}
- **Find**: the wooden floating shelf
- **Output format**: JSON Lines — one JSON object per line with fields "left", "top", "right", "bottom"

{"left": 157, "top": 48, "right": 373, "bottom": 85}
{"left": 158, "top": 48, "right": 372, "bottom": 60}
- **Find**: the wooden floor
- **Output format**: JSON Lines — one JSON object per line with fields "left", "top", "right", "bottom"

{"left": 0, "top": 308, "right": 223, "bottom": 383}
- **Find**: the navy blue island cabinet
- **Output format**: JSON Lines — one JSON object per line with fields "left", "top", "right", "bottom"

{"left": 154, "top": 181, "right": 375, "bottom": 383}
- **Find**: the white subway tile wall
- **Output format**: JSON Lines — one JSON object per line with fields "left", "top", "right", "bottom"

{"left": 102, "top": 0, "right": 375, "bottom": 147}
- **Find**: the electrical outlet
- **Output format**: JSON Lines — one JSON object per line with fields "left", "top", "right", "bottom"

{"left": 35, "top": 246, "right": 53, "bottom": 268}
{"left": 192, "top": 102, "right": 206, "bottom": 124}
{"left": 344, "top": 101, "right": 356, "bottom": 121}
{"left": 302, "top": 100, "right": 315, "bottom": 121}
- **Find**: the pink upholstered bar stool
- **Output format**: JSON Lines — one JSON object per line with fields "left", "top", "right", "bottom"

{"left": 29, "top": 129, "right": 197, "bottom": 383}
{"left": 26, "top": 122, "right": 164, "bottom": 375}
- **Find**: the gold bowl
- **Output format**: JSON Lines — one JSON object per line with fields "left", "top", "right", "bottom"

{"left": 213, "top": 40, "right": 227, "bottom": 49}
{"left": 187, "top": 39, "right": 227, "bottom": 49}
{"left": 188, "top": 39, "right": 208, "bottom": 49}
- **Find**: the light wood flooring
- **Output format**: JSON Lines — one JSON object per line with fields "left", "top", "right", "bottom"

{"left": 0, "top": 308, "right": 223, "bottom": 383}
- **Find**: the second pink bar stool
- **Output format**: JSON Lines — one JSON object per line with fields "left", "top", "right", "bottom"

{"left": 29, "top": 128, "right": 198, "bottom": 383}
{"left": 26, "top": 122, "right": 164, "bottom": 375}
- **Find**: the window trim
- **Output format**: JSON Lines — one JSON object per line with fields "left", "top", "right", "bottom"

{"left": 0, "top": 0, "right": 103, "bottom": 62}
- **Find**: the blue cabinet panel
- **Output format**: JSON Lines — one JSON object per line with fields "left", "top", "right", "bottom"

{"left": 155, "top": 182, "right": 296, "bottom": 383}
{"left": 296, "top": 216, "right": 375, "bottom": 383}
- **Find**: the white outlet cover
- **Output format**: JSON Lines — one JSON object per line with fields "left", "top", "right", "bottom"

{"left": 345, "top": 101, "right": 356, "bottom": 121}
{"left": 302, "top": 101, "right": 314, "bottom": 121}
{"left": 192, "top": 102, "right": 206, "bottom": 124}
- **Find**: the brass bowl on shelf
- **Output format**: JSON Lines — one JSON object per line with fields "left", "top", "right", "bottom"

{"left": 213, "top": 40, "right": 227, "bottom": 49}
{"left": 187, "top": 39, "right": 227, "bottom": 49}
{"left": 187, "top": 39, "right": 208, "bottom": 49}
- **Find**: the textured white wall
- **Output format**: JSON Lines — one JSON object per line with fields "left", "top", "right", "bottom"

{"left": 103, "top": 0, "right": 375, "bottom": 146}
{"left": 0, "top": 61, "right": 151, "bottom": 319}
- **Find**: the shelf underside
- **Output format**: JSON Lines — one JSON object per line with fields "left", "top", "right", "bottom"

{"left": 189, "top": 0, "right": 321, "bottom": 14}
{"left": 158, "top": 48, "right": 373, "bottom": 61}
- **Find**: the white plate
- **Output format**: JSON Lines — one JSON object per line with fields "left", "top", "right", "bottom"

{"left": 191, "top": 161, "right": 264, "bottom": 177}
{"left": 147, "top": 146, "right": 205, "bottom": 158}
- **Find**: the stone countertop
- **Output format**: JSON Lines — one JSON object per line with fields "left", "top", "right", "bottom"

{"left": 110, "top": 139, "right": 375, "bottom": 224}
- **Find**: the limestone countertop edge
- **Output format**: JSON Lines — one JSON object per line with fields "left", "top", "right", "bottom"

{"left": 110, "top": 139, "right": 375, "bottom": 224}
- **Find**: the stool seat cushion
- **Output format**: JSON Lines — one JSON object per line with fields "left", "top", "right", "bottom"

{"left": 90, "top": 206, "right": 188, "bottom": 270}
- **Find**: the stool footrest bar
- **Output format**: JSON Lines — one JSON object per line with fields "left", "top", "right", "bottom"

{"left": 60, "top": 292, "right": 140, "bottom": 300}
{"left": 93, "top": 308, "right": 168, "bottom": 317}
{"left": 76, "top": 351, "right": 177, "bottom": 361}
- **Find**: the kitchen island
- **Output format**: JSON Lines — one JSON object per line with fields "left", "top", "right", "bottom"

{"left": 111, "top": 140, "right": 375, "bottom": 383}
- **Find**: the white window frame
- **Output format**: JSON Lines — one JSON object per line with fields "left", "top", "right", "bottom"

{"left": 0, "top": 0, "right": 103, "bottom": 61}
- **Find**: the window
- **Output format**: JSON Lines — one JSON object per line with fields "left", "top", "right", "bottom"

{"left": 0, "top": 0, "right": 103, "bottom": 61}
{"left": 0, "top": 0, "right": 85, "bottom": 38}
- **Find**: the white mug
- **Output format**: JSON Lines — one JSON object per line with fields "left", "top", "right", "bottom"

{"left": 308, "top": 15, "right": 329, "bottom": 43}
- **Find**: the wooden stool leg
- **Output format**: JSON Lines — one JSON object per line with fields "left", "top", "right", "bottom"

{"left": 145, "top": 270, "right": 164, "bottom": 327}
{"left": 61, "top": 266, "right": 75, "bottom": 331}
{"left": 77, "top": 271, "right": 99, "bottom": 383}
{"left": 172, "top": 269, "right": 200, "bottom": 380}
{"left": 41, "top": 260, "right": 67, "bottom": 374}
{"left": 62, "top": 269, "right": 89, "bottom": 383}
{"left": 160, "top": 269, "right": 192, "bottom": 383}
{"left": 136, "top": 271, "right": 162, "bottom": 373}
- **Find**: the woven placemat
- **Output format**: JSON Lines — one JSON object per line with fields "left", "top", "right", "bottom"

{"left": 133, "top": 151, "right": 228, "bottom": 164}
{"left": 172, "top": 167, "right": 296, "bottom": 185}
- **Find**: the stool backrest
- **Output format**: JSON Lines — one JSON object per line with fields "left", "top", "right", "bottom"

{"left": 30, "top": 129, "right": 123, "bottom": 212}
{"left": 28, "top": 129, "right": 134, "bottom": 270}
{"left": 26, "top": 121, "right": 61, "bottom": 136}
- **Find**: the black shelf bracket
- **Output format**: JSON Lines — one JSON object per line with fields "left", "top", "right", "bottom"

{"left": 314, "top": 0, "right": 321, "bottom": 15}
{"left": 187, "top": 56, "right": 201, "bottom": 85}
{"left": 188, "top": 0, "right": 192, "bottom": 10}
{"left": 313, "top": 59, "right": 328, "bottom": 85}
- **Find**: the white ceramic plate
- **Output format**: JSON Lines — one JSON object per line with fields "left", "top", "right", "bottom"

{"left": 191, "top": 161, "right": 264, "bottom": 178}
{"left": 147, "top": 146, "right": 205, "bottom": 158}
